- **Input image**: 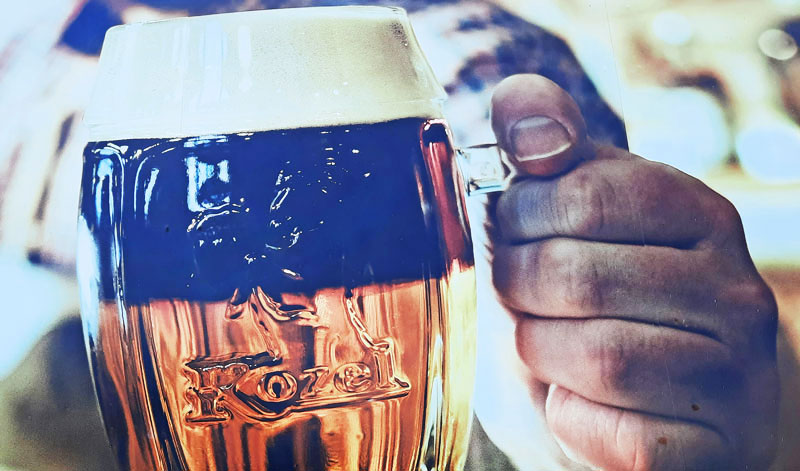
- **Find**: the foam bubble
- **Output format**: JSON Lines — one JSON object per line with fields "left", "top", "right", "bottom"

{"left": 85, "top": 7, "right": 446, "bottom": 141}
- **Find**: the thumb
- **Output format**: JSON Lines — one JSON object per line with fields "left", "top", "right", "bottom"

{"left": 491, "top": 74, "right": 590, "bottom": 177}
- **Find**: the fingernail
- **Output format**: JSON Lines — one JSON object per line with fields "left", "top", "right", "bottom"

{"left": 510, "top": 116, "right": 572, "bottom": 161}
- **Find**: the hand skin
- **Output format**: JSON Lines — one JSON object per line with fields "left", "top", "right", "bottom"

{"left": 487, "top": 75, "right": 779, "bottom": 471}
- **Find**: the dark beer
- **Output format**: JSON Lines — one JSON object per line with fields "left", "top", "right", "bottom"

{"left": 78, "top": 118, "right": 476, "bottom": 470}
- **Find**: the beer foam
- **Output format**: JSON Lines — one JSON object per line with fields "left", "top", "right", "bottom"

{"left": 85, "top": 7, "right": 446, "bottom": 141}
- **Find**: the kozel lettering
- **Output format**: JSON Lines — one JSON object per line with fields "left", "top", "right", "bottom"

{"left": 185, "top": 294, "right": 411, "bottom": 423}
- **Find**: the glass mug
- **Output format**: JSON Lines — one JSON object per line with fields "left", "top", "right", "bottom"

{"left": 77, "top": 6, "right": 505, "bottom": 471}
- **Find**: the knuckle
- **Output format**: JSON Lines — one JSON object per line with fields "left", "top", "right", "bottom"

{"left": 557, "top": 170, "right": 609, "bottom": 237}
{"left": 740, "top": 279, "right": 778, "bottom": 322}
{"left": 537, "top": 239, "right": 569, "bottom": 272}
{"left": 624, "top": 424, "right": 729, "bottom": 471}
{"left": 629, "top": 440, "right": 660, "bottom": 471}
{"left": 495, "top": 181, "right": 545, "bottom": 241}
{"left": 628, "top": 435, "right": 714, "bottom": 471}
{"left": 630, "top": 163, "right": 669, "bottom": 205}
{"left": 643, "top": 161, "right": 745, "bottom": 246}
{"left": 709, "top": 195, "right": 744, "bottom": 238}
{"left": 627, "top": 162, "right": 685, "bottom": 219}
{"left": 495, "top": 187, "right": 525, "bottom": 238}
{"left": 591, "top": 333, "right": 635, "bottom": 393}
{"left": 728, "top": 277, "right": 778, "bottom": 353}
{"left": 491, "top": 245, "right": 521, "bottom": 303}
{"left": 514, "top": 319, "right": 535, "bottom": 366}
{"left": 746, "top": 279, "right": 778, "bottom": 319}
{"left": 724, "top": 276, "right": 777, "bottom": 324}
{"left": 647, "top": 160, "right": 686, "bottom": 181}
{"left": 542, "top": 239, "right": 604, "bottom": 313}
{"left": 492, "top": 244, "right": 537, "bottom": 312}
{"left": 617, "top": 414, "right": 729, "bottom": 471}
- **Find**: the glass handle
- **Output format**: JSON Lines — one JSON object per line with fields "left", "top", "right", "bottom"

{"left": 456, "top": 144, "right": 511, "bottom": 196}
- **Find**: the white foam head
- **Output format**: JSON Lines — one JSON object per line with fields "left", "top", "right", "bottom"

{"left": 85, "top": 6, "right": 446, "bottom": 141}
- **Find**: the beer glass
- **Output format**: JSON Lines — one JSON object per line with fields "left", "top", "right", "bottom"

{"left": 77, "top": 6, "right": 491, "bottom": 471}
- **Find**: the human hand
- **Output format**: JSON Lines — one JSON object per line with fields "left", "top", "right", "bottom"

{"left": 487, "top": 74, "right": 779, "bottom": 470}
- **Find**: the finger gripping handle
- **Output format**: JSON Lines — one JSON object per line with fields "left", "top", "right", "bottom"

{"left": 456, "top": 144, "right": 510, "bottom": 196}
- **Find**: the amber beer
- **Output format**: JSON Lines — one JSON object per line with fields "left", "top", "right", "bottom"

{"left": 77, "top": 7, "right": 476, "bottom": 471}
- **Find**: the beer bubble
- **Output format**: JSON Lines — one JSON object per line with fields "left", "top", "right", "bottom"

{"left": 281, "top": 268, "right": 303, "bottom": 281}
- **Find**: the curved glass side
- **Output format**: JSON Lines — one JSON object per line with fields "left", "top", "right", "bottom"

{"left": 77, "top": 118, "right": 476, "bottom": 471}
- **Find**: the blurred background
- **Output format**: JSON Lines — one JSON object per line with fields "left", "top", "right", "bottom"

{"left": 1, "top": 0, "right": 799, "bottom": 470}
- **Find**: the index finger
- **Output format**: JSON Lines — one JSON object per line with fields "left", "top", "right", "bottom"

{"left": 491, "top": 74, "right": 590, "bottom": 177}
